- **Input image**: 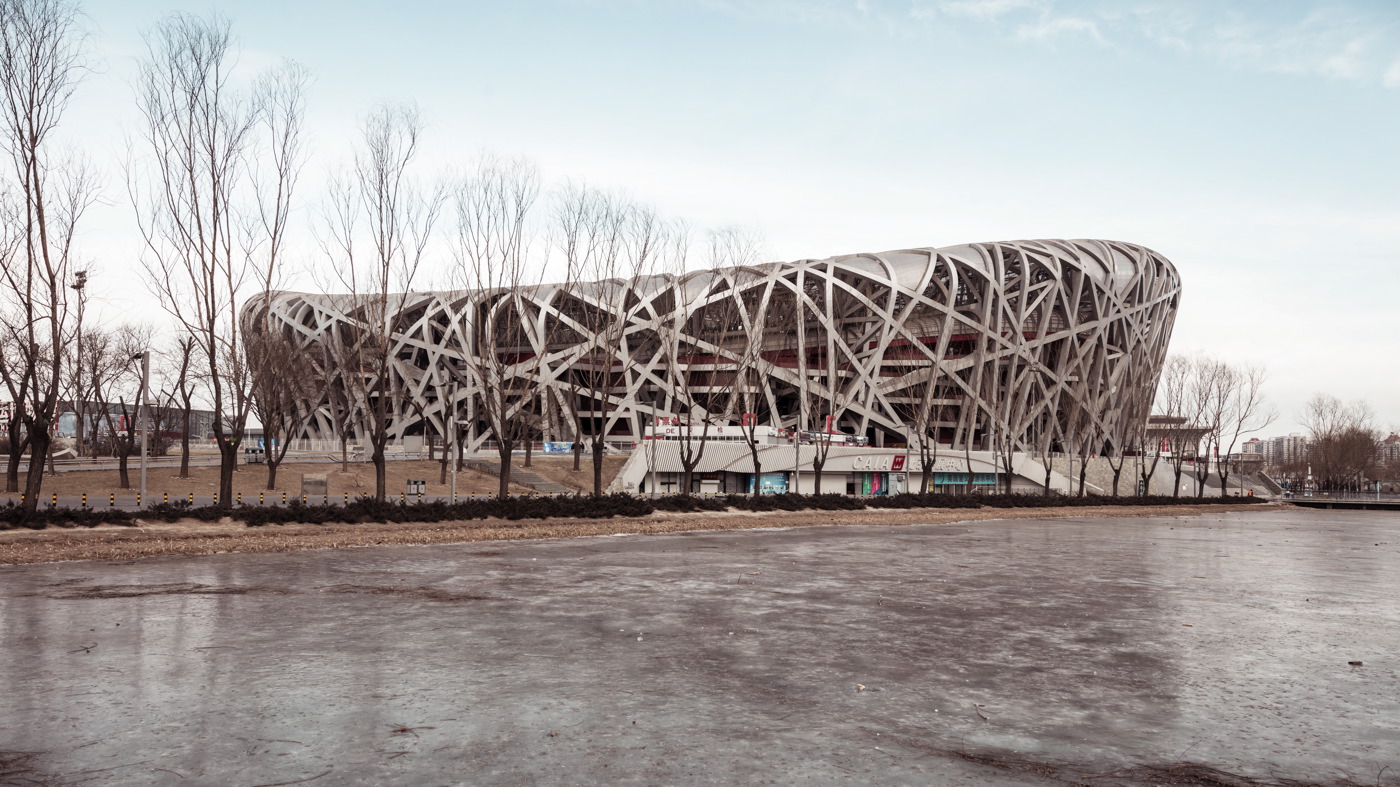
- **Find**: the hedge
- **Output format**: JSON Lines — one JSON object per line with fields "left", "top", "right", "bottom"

{"left": 0, "top": 491, "right": 1266, "bottom": 531}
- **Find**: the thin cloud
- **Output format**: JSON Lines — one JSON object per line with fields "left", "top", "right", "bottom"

{"left": 1014, "top": 15, "right": 1105, "bottom": 44}
{"left": 1386, "top": 59, "right": 1400, "bottom": 88}
{"left": 939, "top": 0, "right": 1043, "bottom": 20}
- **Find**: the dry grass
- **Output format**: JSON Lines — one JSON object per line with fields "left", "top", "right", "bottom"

{"left": 0, "top": 503, "right": 1258, "bottom": 566}
{"left": 518, "top": 454, "right": 628, "bottom": 493}
{"left": 1, "top": 458, "right": 541, "bottom": 500}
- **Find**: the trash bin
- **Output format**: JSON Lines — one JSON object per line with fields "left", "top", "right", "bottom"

{"left": 244, "top": 447, "right": 265, "bottom": 464}
{"left": 406, "top": 479, "right": 426, "bottom": 496}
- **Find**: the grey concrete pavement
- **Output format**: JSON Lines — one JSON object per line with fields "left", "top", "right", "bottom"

{"left": 1, "top": 508, "right": 1397, "bottom": 785}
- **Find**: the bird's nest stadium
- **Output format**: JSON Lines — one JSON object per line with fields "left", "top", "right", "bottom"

{"left": 245, "top": 239, "right": 1181, "bottom": 456}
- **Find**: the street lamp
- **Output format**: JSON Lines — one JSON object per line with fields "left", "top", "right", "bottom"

{"left": 132, "top": 351, "right": 149, "bottom": 507}
{"left": 437, "top": 364, "right": 460, "bottom": 503}
{"left": 70, "top": 271, "right": 87, "bottom": 456}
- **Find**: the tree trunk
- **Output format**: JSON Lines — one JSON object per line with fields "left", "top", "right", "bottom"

{"left": 812, "top": 458, "right": 825, "bottom": 494}
{"left": 117, "top": 450, "right": 130, "bottom": 489}
{"left": 497, "top": 440, "right": 512, "bottom": 498}
{"left": 749, "top": 445, "right": 763, "bottom": 497}
{"left": 572, "top": 439, "right": 581, "bottom": 471}
{"left": 217, "top": 440, "right": 238, "bottom": 508}
{"left": 680, "top": 464, "right": 694, "bottom": 497}
{"left": 21, "top": 431, "right": 52, "bottom": 511}
{"left": 371, "top": 441, "right": 387, "bottom": 501}
{"left": 340, "top": 434, "right": 350, "bottom": 474}
{"left": 266, "top": 459, "right": 279, "bottom": 491}
{"left": 524, "top": 436, "right": 533, "bottom": 469}
{"left": 6, "top": 438, "right": 23, "bottom": 493}
{"left": 1043, "top": 460, "right": 1053, "bottom": 495}
{"left": 592, "top": 439, "right": 604, "bottom": 496}
{"left": 1077, "top": 454, "right": 1088, "bottom": 496}
{"left": 179, "top": 408, "right": 191, "bottom": 478}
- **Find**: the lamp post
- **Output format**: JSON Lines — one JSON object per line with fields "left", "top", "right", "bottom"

{"left": 70, "top": 271, "right": 87, "bottom": 458}
{"left": 133, "top": 351, "right": 150, "bottom": 506}
{"left": 648, "top": 411, "right": 658, "bottom": 497}
{"left": 439, "top": 365, "right": 457, "bottom": 504}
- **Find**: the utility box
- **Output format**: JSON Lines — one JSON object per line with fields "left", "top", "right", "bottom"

{"left": 406, "top": 478, "right": 426, "bottom": 496}
{"left": 301, "top": 473, "right": 328, "bottom": 497}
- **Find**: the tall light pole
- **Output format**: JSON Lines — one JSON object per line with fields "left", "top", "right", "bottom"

{"left": 70, "top": 271, "right": 87, "bottom": 457}
{"left": 448, "top": 371, "right": 457, "bottom": 504}
{"left": 134, "top": 351, "right": 150, "bottom": 506}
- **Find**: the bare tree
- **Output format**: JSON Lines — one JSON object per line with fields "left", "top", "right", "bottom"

{"left": 0, "top": 0, "right": 92, "bottom": 508}
{"left": 1154, "top": 354, "right": 1207, "bottom": 498}
{"left": 551, "top": 185, "right": 664, "bottom": 495}
{"left": 1204, "top": 362, "right": 1275, "bottom": 496}
{"left": 452, "top": 154, "right": 539, "bottom": 498}
{"left": 1301, "top": 394, "right": 1381, "bottom": 492}
{"left": 244, "top": 318, "right": 317, "bottom": 490}
{"left": 132, "top": 14, "right": 305, "bottom": 507}
{"left": 698, "top": 229, "right": 768, "bottom": 496}
{"left": 314, "top": 334, "right": 362, "bottom": 473}
{"left": 87, "top": 325, "right": 153, "bottom": 489}
{"left": 317, "top": 102, "right": 441, "bottom": 501}
{"left": 787, "top": 262, "right": 861, "bottom": 495}
{"left": 163, "top": 334, "right": 201, "bottom": 477}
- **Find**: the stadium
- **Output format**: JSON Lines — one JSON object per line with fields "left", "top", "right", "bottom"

{"left": 247, "top": 239, "right": 1181, "bottom": 466}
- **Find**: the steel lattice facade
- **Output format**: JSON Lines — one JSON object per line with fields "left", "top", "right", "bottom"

{"left": 246, "top": 239, "right": 1181, "bottom": 454}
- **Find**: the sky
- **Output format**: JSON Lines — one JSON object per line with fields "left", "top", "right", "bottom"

{"left": 55, "top": 0, "right": 1400, "bottom": 435}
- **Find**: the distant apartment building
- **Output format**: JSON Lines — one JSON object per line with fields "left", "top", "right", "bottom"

{"left": 1256, "top": 433, "right": 1310, "bottom": 467}
{"left": 1380, "top": 434, "right": 1400, "bottom": 466}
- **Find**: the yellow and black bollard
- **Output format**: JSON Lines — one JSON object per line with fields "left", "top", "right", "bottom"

{"left": 51, "top": 493, "right": 57, "bottom": 508}
{"left": 81, "top": 493, "right": 87, "bottom": 508}
{"left": 281, "top": 491, "right": 287, "bottom": 505}
{"left": 301, "top": 493, "right": 306, "bottom": 505}
{"left": 163, "top": 492, "right": 169, "bottom": 505}
{"left": 109, "top": 492, "right": 115, "bottom": 507}
{"left": 236, "top": 492, "right": 242, "bottom": 506}
{"left": 343, "top": 492, "right": 349, "bottom": 505}
{"left": 136, "top": 492, "right": 141, "bottom": 508}
{"left": 259, "top": 491, "right": 265, "bottom": 506}
{"left": 212, "top": 493, "right": 218, "bottom": 506}
{"left": 399, "top": 492, "right": 405, "bottom": 504}
{"left": 188, "top": 492, "right": 194, "bottom": 505}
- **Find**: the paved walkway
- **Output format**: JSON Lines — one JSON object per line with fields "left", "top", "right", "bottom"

{"left": 1, "top": 509, "right": 1396, "bottom": 785}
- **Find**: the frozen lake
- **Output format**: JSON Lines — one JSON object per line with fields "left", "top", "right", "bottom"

{"left": 2, "top": 507, "right": 1397, "bottom": 785}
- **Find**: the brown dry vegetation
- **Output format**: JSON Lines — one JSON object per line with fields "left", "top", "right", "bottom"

{"left": 0, "top": 503, "right": 1264, "bottom": 566}
{"left": 520, "top": 455, "right": 628, "bottom": 492}
{"left": 0, "top": 458, "right": 550, "bottom": 501}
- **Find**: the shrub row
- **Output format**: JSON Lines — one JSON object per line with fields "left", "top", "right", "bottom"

{"left": 2, "top": 491, "right": 1265, "bottom": 531}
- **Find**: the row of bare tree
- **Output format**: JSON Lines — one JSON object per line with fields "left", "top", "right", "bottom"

{"left": 1287, "top": 394, "right": 1388, "bottom": 492}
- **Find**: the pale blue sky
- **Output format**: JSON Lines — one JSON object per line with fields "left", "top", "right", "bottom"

{"left": 68, "top": 0, "right": 1400, "bottom": 433}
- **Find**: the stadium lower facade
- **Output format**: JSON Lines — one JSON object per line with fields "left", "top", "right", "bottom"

{"left": 246, "top": 239, "right": 1181, "bottom": 456}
